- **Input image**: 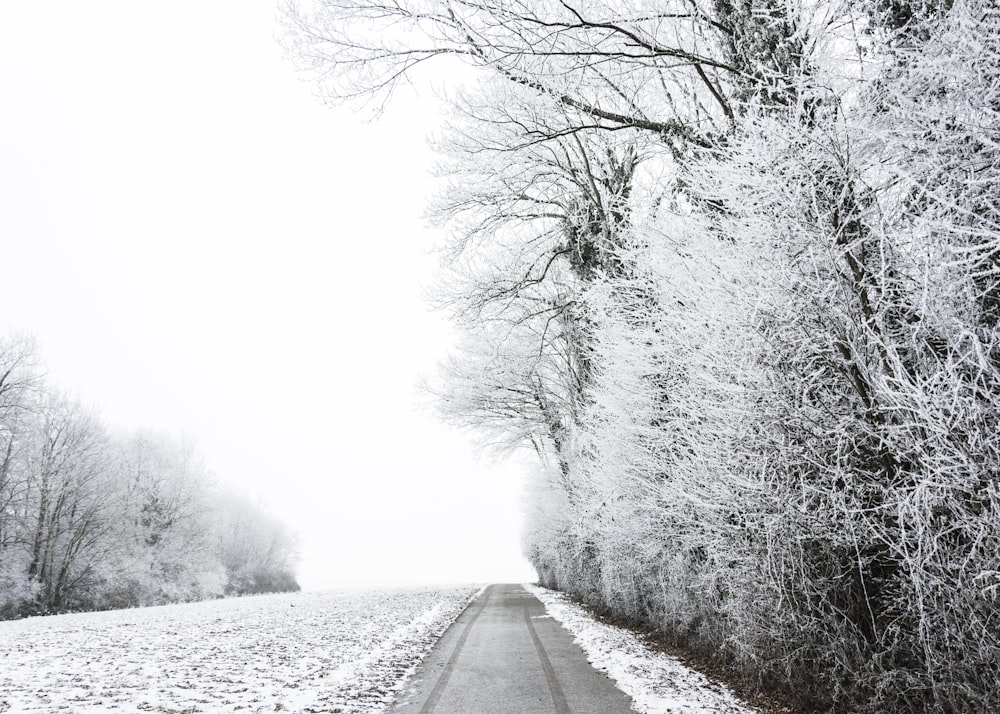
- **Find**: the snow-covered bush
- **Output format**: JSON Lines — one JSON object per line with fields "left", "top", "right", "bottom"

{"left": 524, "top": 2, "right": 1000, "bottom": 710}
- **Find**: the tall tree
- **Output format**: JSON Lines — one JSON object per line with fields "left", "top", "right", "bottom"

{"left": 21, "top": 397, "right": 117, "bottom": 613}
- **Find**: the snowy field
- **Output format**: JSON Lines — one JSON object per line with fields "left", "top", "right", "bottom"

{"left": 526, "top": 584, "right": 760, "bottom": 714}
{"left": 0, "top": 586, "right": 480, "bottom": 714}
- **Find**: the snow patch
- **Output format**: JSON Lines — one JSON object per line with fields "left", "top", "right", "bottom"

{"left": 525, "top": 584, "right": 760, "bottom": 714}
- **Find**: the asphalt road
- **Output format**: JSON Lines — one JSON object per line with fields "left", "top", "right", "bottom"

{"left": 389, "top": 583, "right": 635, "bottom": 714}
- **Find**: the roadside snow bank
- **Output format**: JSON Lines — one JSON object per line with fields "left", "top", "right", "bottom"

{"left": 525, "top": 584, "right": 760, "bottom": 714}
{"left": 0, "top": 586, "right": 479, "bottom": 714}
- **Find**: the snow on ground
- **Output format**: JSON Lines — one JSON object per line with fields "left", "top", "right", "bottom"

{"left": 525, "top": 584, "right": 760, "bottom": 714}
{"left": 0, "top": 585, "right": 480, "bottom": 714}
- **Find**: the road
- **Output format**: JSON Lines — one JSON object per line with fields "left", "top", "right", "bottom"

{"left": 389, "top": 583, "right": 635, "bottom": 714}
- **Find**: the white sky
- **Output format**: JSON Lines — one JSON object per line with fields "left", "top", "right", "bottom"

{"left": 0, "top": 0, "right": 536, "bottom": 589}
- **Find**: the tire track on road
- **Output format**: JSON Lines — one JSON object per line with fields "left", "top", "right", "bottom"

{"left": 418, "top": 586, "right": 493, "bottom": 714}
{"left": 523, "top": 603, "right": 571, "bottom": 714}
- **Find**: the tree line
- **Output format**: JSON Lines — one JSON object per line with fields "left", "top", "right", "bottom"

{"left": 0, "top": 335, "right": 299, "bottom": 619}
{"left": 284, "top": 1, "right": 998, "bottom": 710}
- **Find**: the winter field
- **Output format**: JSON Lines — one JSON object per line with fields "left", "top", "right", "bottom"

{"left": 0, "top": 586, "right": 480, "bottom": 714}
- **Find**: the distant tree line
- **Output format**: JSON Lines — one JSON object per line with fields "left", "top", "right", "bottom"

{"left": 287, "top": 1, "right": 999, "bottom": 711}
{"left": 0, "top": 335, "right": 299, "bottom": 619}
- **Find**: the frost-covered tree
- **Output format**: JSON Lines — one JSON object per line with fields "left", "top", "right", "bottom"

{"left": 0, "top": 338, "right": 300, "bottom": 617}
{"left": 282, "top": 0, "right": 739, "bottom": 144}
{"left": 111, "top": 433, "right": 225, "bottom": 605}
{"left": 0, "top": 336, "right": 41, "bottom": 616}
{"left": 213, "top": 491, "right": 300, "bottom": 595}
{"left": 431, "top": 121, "right": 647, "bottom": 475}
{"left": 289, "top": 1, "right": 1000, "bottom": 710}
{"left": 19, "top": 396, "right": 119, "bottom": 613}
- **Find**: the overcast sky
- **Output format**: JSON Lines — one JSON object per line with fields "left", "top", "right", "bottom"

{"left": 0, "top": 0, "right": 536, "bottom": 589}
